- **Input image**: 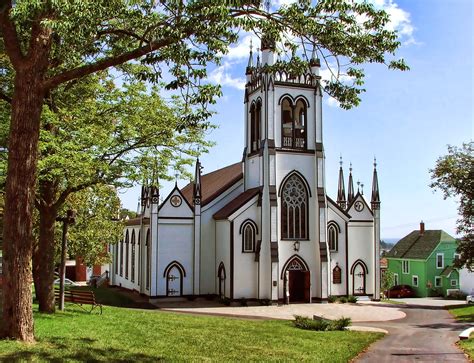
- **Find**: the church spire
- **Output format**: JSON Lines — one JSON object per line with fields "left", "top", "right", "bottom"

{"left": 246, "top": 39, "right": 253, "bottom": 75}
{"left": 347, "top": 163, "right": 355, "bottom": 206}
{"left": 337, "top": 156, "right": 346, "bottom": 209}
{"left": 371, "top": 157, "right": 380, "bottom": 210}
{"left": 193, "top": 158, "right": 202, "bottom": 205}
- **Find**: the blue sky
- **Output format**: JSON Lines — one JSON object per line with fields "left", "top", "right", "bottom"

{"left": 120, "top": 0, "right": 473, "bottom": 240}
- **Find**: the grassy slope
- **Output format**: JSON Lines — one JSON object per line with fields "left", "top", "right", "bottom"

{"left": 449, "top": 305, "right": 474, "bottom": 360}
{"left": 0, "top": 304, "right": 382, "bottom": 362}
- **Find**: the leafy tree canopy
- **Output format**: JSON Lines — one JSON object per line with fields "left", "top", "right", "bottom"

{"left": 430, "top": 142, "right": 473, "bottom": 270}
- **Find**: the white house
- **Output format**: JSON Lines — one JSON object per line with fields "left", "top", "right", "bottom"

{"left": 110, "top": 39, "right": 381, "bottom": 303}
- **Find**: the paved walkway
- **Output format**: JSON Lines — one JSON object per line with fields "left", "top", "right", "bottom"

{"left": 355, "top": 305, "right": 471, "bottom": 362}
{"left": 158, "top": 301, "right": 406, "bottom": 322}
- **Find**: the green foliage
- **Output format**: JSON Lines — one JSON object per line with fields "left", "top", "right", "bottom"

{"left": 239, "top": 297, "right": 248, "bottom": 307}
{"left": 445, "top": 290, "right": 467, "bottom": 300}
{"left": 449, "top": 305, "right": 474, "bottom": 323}
{"left": 327, "top": 295, "right": 337, "bottom": 303}
{"left": 293, "top": 315, "right": 351, "bottom": 331}
{"left": 381, "top": 270, "right": 396, "bottom": 299}
{"left": 430, "top": 142, "right": 473, "bottom": 270}
{"left": 339, "top": 297, "right": 348, "bottom": 304}
{"left": 347, "top": 296, "right": 358, "bottom": 303}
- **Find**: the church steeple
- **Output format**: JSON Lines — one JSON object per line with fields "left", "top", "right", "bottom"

{"left": 347, "top": 163, "right": 355, "bottom": 206}
{"left": 371, "top": 157, "right": 380, "bottom": 210}
{"left": 193, "top": 158, "right": 202, "bottom": 205}
{"left": 337, "top": 156, "right": 346, "bottom": 209}
{"left": 246, "top": 39, "right": 254, "bottom": 75}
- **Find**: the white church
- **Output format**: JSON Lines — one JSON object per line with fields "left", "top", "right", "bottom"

{"left": 110, "top": 39, "right": 381, "bottom": 303}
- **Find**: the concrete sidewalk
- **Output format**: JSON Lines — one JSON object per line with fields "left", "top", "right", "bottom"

{"left": 159, "top": 301, "right": 406, "bottom": 322}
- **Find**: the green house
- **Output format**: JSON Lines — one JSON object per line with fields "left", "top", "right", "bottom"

{"left": 386, "top": 223, "right": 459, "bottom": 297}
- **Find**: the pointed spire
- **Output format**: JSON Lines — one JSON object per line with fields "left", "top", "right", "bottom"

{"left": 347, "top": 162, "right": 355, "bottom": 206}
{"left": 256, "top": 47, "right": 261, "bottom": 68}
{"left": 193, "top": 158, "right": 202, "bottom": 205}
{"left": 337, "top": 156, "right": 346, "bottom": 209}
{"left": 246, "top": 39, "right": 253, "bottom": 75}
{"left": 371, "top": 157, "right": 380, "bottom": 210}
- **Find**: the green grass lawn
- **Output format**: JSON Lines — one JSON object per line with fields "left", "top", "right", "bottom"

{"left": 449, "top": 304, "right": 474, "bottom": 360}
{"left": 0, "top": 291, "right": 383, "bottom": 362}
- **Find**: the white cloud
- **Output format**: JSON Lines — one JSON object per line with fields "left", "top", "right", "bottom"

{"left": 367, "top": 0, "right": 416, "bottom": 44}
{"left": 226, "top": 34, "right": 260, "bottom": 61}
{"left": 208, "top": 62, "right": 246, "bottom": 90}
{"left": 326, "top": 97, "right": 340, "bottom": 108}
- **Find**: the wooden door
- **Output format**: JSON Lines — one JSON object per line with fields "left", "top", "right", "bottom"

{"left": 289, "top": 270, "right": 308, "bottom": 302}
{"left": 166, "top": 266, "right": 182, "bottom": 296}
{"left": 352, "top": 263, "right": 366, "bottom": 295}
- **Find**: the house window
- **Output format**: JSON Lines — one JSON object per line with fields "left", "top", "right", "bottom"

{"left": 394, "top": 273, "right": 399, "bottom": 286}
{"left": 249, "top": 100, "right": 261, "bottom": 153}
{"left": 412, "top": 275, "right": 419, "bottom": 287}
{"left": 241, "top": 221, "right": 257, "bottom": 252}
{"left": 454, "top": 253, "right": 461, "bottom": 261}
{"left": 450, "top": 279, "right": 458, "bottom": 287}
{"left": 281, "top": 98, "right": 307, "bottom": 149}
{"left": 402, "top": 260, "right": 409, "bottom": 274}
{"left": 435, "top": 276, "right": 442, "bottom": 287}
{"left": 281, "top": 174, "right": 308, "bottom": 239}
{"left": 436, "top": 253, "right": 444, "bottom": 269}
{"left": 146, "top": 228, "right": 151, "bottom": 290}
{"left": 131, "top": 230, "right": 136, "bottom": 283}
{"left": 328, "top": 223, "right": 338, "bottom": 252}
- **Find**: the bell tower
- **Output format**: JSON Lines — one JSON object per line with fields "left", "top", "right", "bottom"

{"left": 242, "top": 37, "right": 329, "bottom": 301}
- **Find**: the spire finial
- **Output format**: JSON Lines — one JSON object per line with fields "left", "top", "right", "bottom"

{"left": 374, "top": 156, "right": 377, "bottom": 168}
{"left": 357, "top": 180, "right": 360, "bottom": 193}
{"left": 337, "top": 155, "right": 346, "bottom": 209}
{"left": 246, "top": 39, "right": 254, "bottom": 73}
{"left": 256, "top": 47, "right": 261, "bottom": 68}
{"left": 350, "top": 162, "right": 353, "bottom": 172}
{"left": 361, "top": 183, "right": 364, "bottom": 195}
{"left": 371, "top": 157, "right": 380, "bottom": 209}
{"left": 339, "top": 155, "right": 343, "bottom": 167}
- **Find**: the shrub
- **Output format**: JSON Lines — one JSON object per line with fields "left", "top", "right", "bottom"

{"left": 240, "top": 297, "right": 248, "bottom": 306}
{"left": 339, "top": 296, "right": 348, "bottom": 303}
{"left": 220, "top": 297, "right": 231, "bottom": 306}
{"left": 327, "top": 295, "right": 337, "bottom": 303}
{"left": 446, "top": 291, "right": 467, "bottom": 300}
{"left": 293, "top": 315, "right": 352, "bottom": 331}
{"left": 347, "top": 295, "right": 358, "bottom": 303}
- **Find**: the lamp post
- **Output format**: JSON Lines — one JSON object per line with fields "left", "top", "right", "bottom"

{"left": 57, "top": 209, "right": 76, "bottom": 311}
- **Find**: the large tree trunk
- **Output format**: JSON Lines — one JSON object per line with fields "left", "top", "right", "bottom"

{"left": 33, "top": 181, "right": 58, "bottom": 313}
{"left": 1, "top": 70, "right": 45, "bottom": 342}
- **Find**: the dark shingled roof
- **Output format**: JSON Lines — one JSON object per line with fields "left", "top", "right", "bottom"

{"left": 124, "top": 217, "right": 149, "bottom": 226}
{"left": 181, "top": 162, "right": 243, "bottom": 207}
{"left": 386, "top": 230, "right": 456, "bottom": 260}
{"left": 213, "top": 187, "right": 261, "bottom": 220}
{"left": 440, "top": 266, "right": 454, "bottom": 277}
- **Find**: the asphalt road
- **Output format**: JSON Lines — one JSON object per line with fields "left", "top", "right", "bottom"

{"left": 355, "top": 304, "right": 471, "bottom": 362}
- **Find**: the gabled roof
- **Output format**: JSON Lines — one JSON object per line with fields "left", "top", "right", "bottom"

{"left": 213, "top": 187, "right": 261, "bottom": 220}
{"left": 124, "top": 217, "right": 150, "bottom": 226}
{"left": 181, "top": 162, "right": 243, "bottom": 207}
{"left": 327, "top": 195, "right": 351, "bottom": 219}
{"left": 386, "top": 230, "right": 456, "bottom": 260}
{"left": 440, "top": 266, "right": 454, "bottom": 277}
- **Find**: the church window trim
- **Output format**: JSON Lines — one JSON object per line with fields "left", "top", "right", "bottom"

{"left": 163, "top": 261, "right": 186, "bottom": 297}
{"left": 240, "top": 219, "right": 258, "bottom": 253}
{"left": 328, "top": 221, "right": 340, "bottom": 252}
{"left": 137, "top": 231, "right": 141, "bottom": 286}
{"left": 145, "top": 228, "right": 151, "bottom": 290}
{"left": 280, "top": 96, "right": 308, "bottom": 150}
{"left": 131, "top": 230, "right": 136, "bottom": 283}
{"left": 125, "top": 229, "right": 130, "bottom": 280}
{"left": 280, "top": 254, "right": 309, "bottom": 279}
{"left": 249, "top": 99, "right": 262, "bottom": 154}
{"left": 280, "top": 172, "right": 310, "bottom": 240}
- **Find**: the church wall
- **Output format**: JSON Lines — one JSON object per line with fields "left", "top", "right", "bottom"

{"left": 200, "top": 181, "right": 244, "bottom": 294}
{"left": 347, "top": 222, "right": 375, "bottom": 296}
{"left": 215, "top": 220, "right": 231, "bottom": 298}
{"left": 328, "top": 208, "right": 348, "bottom": 296}
{"left": 114, "top": 226, "right": 141, "bottom": 292}
{"left": 232, "top": 202, "right": 259, "bottom": 300}
{"left": 158, "top": 190, "right": 193, "bottom": 218}
{"left": 245, "top": 155, "right": 261, "bottom": 189}
{"left": 157, "top": 220, "right": 194, "bottom": 296}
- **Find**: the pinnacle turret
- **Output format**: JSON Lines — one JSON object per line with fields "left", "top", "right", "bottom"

{"left": 336, "top": 156, "right": 346, "bottom": 209}
{"left": 193, "top": 158, "right": 202, "bottom": 205}
{"left": 371, "top": 157, "right": 380, "bottom": 210}
{"left": 347, "top": 163, "right": 355, "bottom": 206}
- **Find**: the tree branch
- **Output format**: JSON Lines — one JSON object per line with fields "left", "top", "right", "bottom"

{"left": 0, "top": 1, "right": 25, "bottom": 69}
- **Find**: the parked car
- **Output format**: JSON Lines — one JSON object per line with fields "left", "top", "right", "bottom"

{"left": 53, "top": 278, "right": 79, "bottom": 286}
{"left": 384, "top": 285, "right": 416, "bottom": 298}
{"left": 467, "top": 295, "right": 474, "bottom": 304}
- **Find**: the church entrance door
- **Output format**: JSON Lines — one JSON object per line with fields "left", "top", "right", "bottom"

{"left": 288, "top": 270, "right": 310, "bottom": 302}
{"left": 166, "top": 266, "right": 182, "bottom": 296}
{"left": 352, "top": 263, "right": 366, "bottom": 295}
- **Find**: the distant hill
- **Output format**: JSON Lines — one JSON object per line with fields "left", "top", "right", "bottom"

{"left": 380, "top": 239, "right": 397, "bottom": 251}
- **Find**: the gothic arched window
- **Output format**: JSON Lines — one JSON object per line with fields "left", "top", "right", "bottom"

{"left": 125, "top": 230, "right": 130, "bottom": 279}
{"left": 249, "top": 100, "right": 261, "bottom": 153}
{"left": 281, "top": 97, "right": 307, "bottom": 149}
{"left": 328, "top": 223, "right": 338, "bottom": 252}
{"left": 281, "top": 174, "right": 308, "bottom": 239}
{"left": 241, "top": 221, "right": 257, "bottom": 252}
{"left": 137, "top": 231, "right": 141, "bottom": 286}
{"left": 131, "top": 230, "right": 136, "bottom": 283}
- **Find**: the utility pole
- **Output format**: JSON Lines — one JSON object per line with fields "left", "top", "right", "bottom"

{"left": 57, "top": 209, "right": 76, "bottom": 311}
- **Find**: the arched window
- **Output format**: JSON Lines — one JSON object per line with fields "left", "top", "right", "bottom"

{"left": 328, "top": 223, "right": 338, "bottom": 252}
{"left": 131, "top": 230, "right": 136, "bottom": 283}
{"left": 281, "top": 97, "right": 307, "bottom": 149}
{"left": 281, "top": 174, "right": 308, "bottom": 239}
{"left": 249, "top": 100, "right": 261, "bottom": 152}
{"left": 241, "top": 221, "right": 257, "bottom": 252}
{"left": 146, "top": 228, "right": 151, "bottom": 290}
{"left": 125, "top": 230, "right": 130, "bottom": 279}
{"left": 137, "top": 231, "right": 141, "bottom": 286}
{"left": 115, "top": 240, "right": 120, "bottom": 275}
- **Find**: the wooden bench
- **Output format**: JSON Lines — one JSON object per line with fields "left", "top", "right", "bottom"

{"left": 55, "top": 288, "right": 102, "bottom": 314}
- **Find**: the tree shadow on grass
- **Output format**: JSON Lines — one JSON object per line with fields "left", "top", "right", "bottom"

{"left": 0, "top": 337, "right": 164, "bottom": 362}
